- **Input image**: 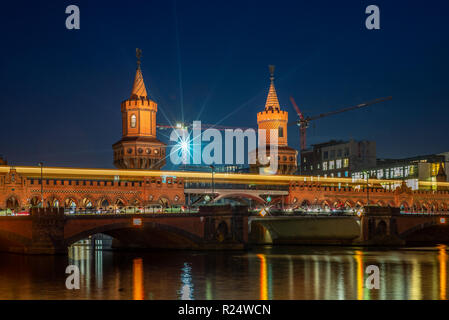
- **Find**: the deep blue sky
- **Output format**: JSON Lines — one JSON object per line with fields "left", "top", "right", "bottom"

{"left": 0, "top": 0, "right": 448, "bottom": 168}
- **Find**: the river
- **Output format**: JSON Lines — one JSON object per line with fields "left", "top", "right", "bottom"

{"left": 0, "top": 241, "right": 447, "bottom": 300}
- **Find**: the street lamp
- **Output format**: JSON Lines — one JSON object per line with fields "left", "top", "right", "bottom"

{"left": 38, "top": 162, "right": 44, "bottom": 208}
{"left": 363, "top": 170, "right": 370, "bottom": 205}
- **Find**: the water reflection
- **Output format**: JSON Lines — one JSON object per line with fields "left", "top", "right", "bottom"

{"left": 1, "top": 242, "right": 449, "bottom": 300}
{"left": 178, "top": 263, "right": 194, "bottom": 300}
{"left": 438, "top": 244, "right": 447, "bottom": 300}
{"left": 257, "top": 254, "right": 267, "bottom": 300}
{"left": 133, "top": 258, "right": 144, "bottom": 300}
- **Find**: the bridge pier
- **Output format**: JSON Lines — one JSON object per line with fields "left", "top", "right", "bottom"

{"left": 358, "top": 206, "right": 405, "bottom": 246}
{"left": 28, "top": 207, "right": 67, "bottom": 254}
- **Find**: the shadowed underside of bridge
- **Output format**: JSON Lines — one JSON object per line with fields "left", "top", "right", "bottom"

{"left": 64, "top": 219, "right": 204, "bottom": 250}
{"left": 249, "top": 214, "right": 449, "bottom": 245}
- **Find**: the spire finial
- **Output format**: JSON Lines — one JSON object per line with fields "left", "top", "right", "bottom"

{"left": 268, "top": 65, "right": 275, "bottom": 81}
{"left": 130, "top": 48, "right": 148, "bottom": 99}
{"left": 264, "top": 65, "right": 280, "bottom": 110}
{"left": 136, "top": 48, "right": 142, "bottom": 69}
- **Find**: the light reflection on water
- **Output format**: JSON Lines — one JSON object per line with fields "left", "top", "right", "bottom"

{"left": 0, "top": 242, "right": 448, "bottom": 300}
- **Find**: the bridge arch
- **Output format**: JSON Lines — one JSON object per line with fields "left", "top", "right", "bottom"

{"left": 399, "top": 220, "right": 449, "bottom": 243}
{"left": 400, "top": 201, "right": 410, "bottom": 211}
{"left": 212, "top": 193, "right": 265, "bottom": 204}
{"left": 64, "top": 221, "right": 203, "bottom": 248}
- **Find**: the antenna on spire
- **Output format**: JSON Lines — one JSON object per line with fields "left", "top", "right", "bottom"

{"left": 136, "top": 48, "right": 142, "bottom": 69}
{"left": 268, "top": 65, "right": 275, "bottom": 81}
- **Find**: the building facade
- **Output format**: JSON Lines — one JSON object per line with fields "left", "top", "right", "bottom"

{"left": 352, "top": 154, "right": 447, "bottom": 190}
{"left": 112, "top": 52, "right": 166, "bottom": 170}
{"left": 300, "top": 139, "right": 376, "bottom": 178}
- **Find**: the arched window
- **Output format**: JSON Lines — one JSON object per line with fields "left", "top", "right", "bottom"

{"left": 130, "top": 114, "right": 137, "bottom": 128}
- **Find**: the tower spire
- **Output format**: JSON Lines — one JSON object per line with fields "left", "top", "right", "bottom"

{"left": 130, "top": 48, "right": 148, "bottom": 99}
{"left": 265, "top": 65, "right": 280, "bottom": 110}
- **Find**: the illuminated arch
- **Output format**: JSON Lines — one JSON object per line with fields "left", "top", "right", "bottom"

{"left": 64, "top": 197, "right": 78, "bottom": 209}
{"left": 29, "top": 195, "right": 41, "bottom": 208}
{"left": 97, "top": 197, "right": 112, "bottom": 208}
{"left": 321, "top": 200, "right": 331, "bottom": 209}
{"left": 344, "top": 200, "right": 354, "bottom": 208}
{"left": 376, "top": 200, "right": 386, "bottom": 207}
{"left": 211, "top": 193, "right": 265, "bottom": 205}
{"left": 400, "top": 201, "right": 410, "bottom": 211}
{"left": 114, "top": 198, "right": 126, "bottom": 207}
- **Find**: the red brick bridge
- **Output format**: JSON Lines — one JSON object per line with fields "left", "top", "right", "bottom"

{"left": 1, "top": 207, "right": 449, "bottom": 254}
{"left": 0, "top": 207, "right": 249, "bottom": 254}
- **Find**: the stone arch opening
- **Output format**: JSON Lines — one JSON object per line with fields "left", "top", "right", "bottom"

{"left": 64, "top": 198, "right": 77, "bottom": 209}
{"left": 81, "top": 198, "right": 93, "bottom": 209}
{"left": 115, "top": 198, "right": 126, "bottom": 207}
{"left": 5, "top": 196, "right": 19, "bottom": 210}
{"left": 158, "top": 197, "right": 170, "bottom": 208}
{"left": 376, "top": 220, "right": 388, "bottom": 236}
{"left": 344, "top": 200, "right": 354, "bottom": 209}
{"left": 300, "top": 199, "right": 311, "bottom": 208}
{"left": 30, "top": 196, "right": 41, "bottom": 208}
{"left": 216, "top": 221, "right": 229, "bottom": 242}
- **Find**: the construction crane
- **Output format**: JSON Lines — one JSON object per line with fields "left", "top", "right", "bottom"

{"left": 289, "top": 96, "right": 392, "bottom": 151}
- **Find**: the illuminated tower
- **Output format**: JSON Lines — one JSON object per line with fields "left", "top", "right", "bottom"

{"left": 113, "top": 49, "right": 166, "bottom": 169}
{"left": 251, "top": 66, "right": 297, "bottom": 174}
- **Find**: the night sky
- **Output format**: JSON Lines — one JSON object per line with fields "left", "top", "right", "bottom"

{"left": 0, "top": 0, "right": 448, "bottom": 169}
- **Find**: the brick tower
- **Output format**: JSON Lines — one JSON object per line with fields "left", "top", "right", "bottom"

{"left": 113, "top": 49, "right": 166, "bottom": 169}
{"left": 251, "top": 66, "right": 297, "bottom": 174}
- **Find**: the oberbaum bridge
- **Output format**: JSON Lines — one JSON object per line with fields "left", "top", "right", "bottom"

{"left": 1, "top": 55, "right": 449, "bottom": 254}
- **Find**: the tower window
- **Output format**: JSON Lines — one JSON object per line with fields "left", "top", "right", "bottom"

{"left": 130, "top": 114, "right": 137, "bottom": 128}
{"left": 278, "top": 127, "right": 284, "bottom": 138}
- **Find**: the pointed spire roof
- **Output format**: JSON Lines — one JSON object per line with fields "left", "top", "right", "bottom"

{"left": 265, "top": 65, "right": 280, "bottom": 110}
{"left": 130, "top": 48, "right": 148, "bottom": 99}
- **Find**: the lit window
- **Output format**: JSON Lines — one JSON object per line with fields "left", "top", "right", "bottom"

{"left": 343, "top": 158, "right": 349, "bottom": 168}
{"left": 323, "top": 162, "right": 328, "bottom": 171}
{"left": 336, "top": 159, "right": 342, "bottom": 169}
{"left": 337, "top": 172, "right": 341, "bottom": 177}
{"left": 130, "top": 114, "right": 137, "bottom": 128}
{"left": 329, "top": 161, "right": 335, "bottom": 170}
{"left": 345, "top": 171, "right": 348, "bottom": 177}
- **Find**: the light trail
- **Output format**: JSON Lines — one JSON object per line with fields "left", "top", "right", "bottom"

{"left": 3, "top": 165, "right": 449, "bottom": 189}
